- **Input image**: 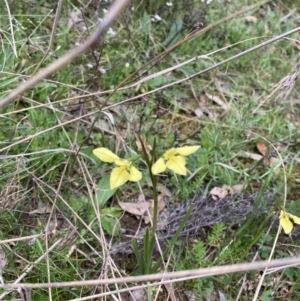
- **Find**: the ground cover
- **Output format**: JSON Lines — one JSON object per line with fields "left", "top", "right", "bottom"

{"left": 0, "top": 0, "right": 300, "bottom": 300}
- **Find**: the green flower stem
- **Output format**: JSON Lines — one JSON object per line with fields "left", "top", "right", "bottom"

{"left": 129, "top": 153, "right": 143, "bottom": 162}
{"left": 151, "top": 174, "right": 158, "bottom": 235}
{"left": 152, "top": 204, "right": 194, "bottom": 273}
{"left": 136, "top": 136, "right": 159, "bottom": 274}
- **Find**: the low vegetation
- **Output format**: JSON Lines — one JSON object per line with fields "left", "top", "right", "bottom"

{"left": 0, "top": 0, "right": 300, "bottom": 300}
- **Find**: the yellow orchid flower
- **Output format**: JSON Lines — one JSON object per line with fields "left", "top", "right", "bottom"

{"left": 93, "top": 148, "right": 120, "bottom": 163}
{"left": 93, "top": 148, "right": 142, "bottom": 189}
{"left": 279, "top": 210, "right": 300, "bottom": 234}
{"left": 151, "top": 145, "right": 201, "bottom": 175}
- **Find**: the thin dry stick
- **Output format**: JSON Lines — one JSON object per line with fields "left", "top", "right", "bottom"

{"left": 31, "top": 0, "right": 63, "bottom": 76}
{"left": 0, "top": 238, "right": 63, "bottom": 300}
{"left": 0, "top": 3, "right": 280, "bottom": 116}
{"left": 68, "top": 261, "right": 300, "bottom": 301}
{"left": 124, "top": 26, "right": 300, "bottom": 92}
{"left": 235, "top": 219, "right": 276, "bottom": 301}
{"left": 91, "top": 26, "right": 300, "bottom": 111}
{"left": 31, "top": 175, "right": 104, "bottom": 253}
{"left": 0, "top": 0, "right": 270, "bottom": 110}
{"left": 41, "top": 94, "right": 73, "bottom": 301}
{"left": 0, "top": 111, "right": 97, "bottom": 153}
{"left": 0, "top": 148, "right": 91, "bottom": 160}
{"left": 14, "top": 0, "right": 64, "bottom": 116}
{"left": 249, "top": 136, "right": 287, "bottom": 301}
{"left": 2, "top": 25, "right": 299, "bottom": 156}
{"left": 43, "top": 126, "right": 73, "bottom": 301}
{"left": 115, "top": 0, "right": 273, "bottom": 89}
{"left": 0, "top": 0, "right": 131, "bottom": 109}
{"left": 0, "top": 235, "right": 41, "bottom": 244}
{"left": 0, "top": 257, "right": 299, "bottom": 290}
{"left": 76, "top": 0, "right": 275, "bottom": 145}
{"left": 3, "top": 0, "right": 17, "bottom": 57}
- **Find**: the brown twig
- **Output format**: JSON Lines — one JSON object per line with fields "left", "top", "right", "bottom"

{"left": 0, "top": 257, "right": 299, "bottom": 289}
{"left": 31, "top": 0, "right": 64, "bottom": 76}
{"left": 0, "top": 0, "right": 131, "bottom": 109}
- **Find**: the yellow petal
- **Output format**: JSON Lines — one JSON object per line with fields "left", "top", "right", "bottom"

{"left": 175, "top": 145, "right": 201, "bottom": 156}
{"left": 280, "top": 211, "right": 293, "bottom": 234}
{"left": 166, "top": 155, "right": 187, "bottom": 175}
{"left": 110, "top": 166, "right": 129, "bottom": 189}
{"left": 115, "top": 159, "right": 130, "bottom": 166}
{"left": 128, "top": 165, "right": 142, "bottom": 182}
{"left": 163, "top": 148, "right": 177, "bottom": 159}
{"left": 93, "top": 148, "right": 120, "bottom": 163}
{"left": 289, "top": 213, "right": 300, "bottom": 225}
{"left": 151, "top": 157, "right": 167, "bottom": 175}
{"left": 279, "top": 210, "right": 284, "bottom": 219}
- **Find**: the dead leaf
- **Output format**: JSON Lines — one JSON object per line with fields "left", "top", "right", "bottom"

{"left": 103, "top": 111, "right": 115, "bottom": 126}
{"left": 147, "top": 182, "right": 170, "bottom": 193}
{"left": 210, "top": 185, "right": 233, "bottom": 200}
{"left": 210, "top": 184, "right": 246, "bottom": 201}
{"left": 143, "top": 194, "right": 166, "bottom": 224}
{"left": 198, "top": 93, "right": 216, "bottom": 120}
{"left": 256, "top": 142, "right": 268, "bottom": 156}
{"left": 114, "top": 126, "right": 125, "bottom": 143}
{"left": 120, "top": 187, "right": 167, "bottom": 224}
{"left": 136, "top": 135, "right": 152, "bottom": 154}
{"left": 256, "top": 142, "right": 281, "bottom": 175}
{"left": 29, "top": 204, "right": 52, "bottom": 214}
{"left": 239, "top": 151, "right": 263, "bottom": 161}
{"left": 205, "top": 92, "right": 230, "bottom": 110}
{"left": 118, "top": 200, "right": 150, "bottom": 216}
{"left": 137, "top": 193, "right": 146, "bottom": 203}
{"left": 157, "top": 194, "right": 166, "bottom": 211}
{"left": 159, "top": 185, "right": 172, "bottom": 197}
{"left": 231, "top": 184, "right": 247, "bottom": 194}
{"left": 194, "top": 108, "right": 204, "bottom": 117}
{"left": 146, "top": 184, "right": 172, "bottom": 202}
{"left": 245, "top": 16, "right": 257, "bottom": 23}
{"left": 240, "top": 150, "right": 282, "bottom": 176}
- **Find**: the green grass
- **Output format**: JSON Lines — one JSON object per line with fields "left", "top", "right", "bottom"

{"left": 0, "top": 0, "right": 300, "bottom": 300}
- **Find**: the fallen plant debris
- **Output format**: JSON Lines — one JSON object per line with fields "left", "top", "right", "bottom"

{"left": 2, "top": 0, "right": 300, "bottom": 300}
{"left": 256, "top": 141, "right": 282, "bottom": 175}
{"left": 119, "top": 194, "right": 166, "bottom": 224}
{"left": 111, "top": 189, "right": 277, "bottom": 255}
{"left": 209, "top": 184, "right": 246, "bottom": 201}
